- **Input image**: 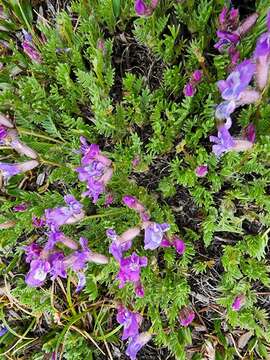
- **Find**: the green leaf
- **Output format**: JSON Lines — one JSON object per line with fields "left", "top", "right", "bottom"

{"left": 112, "top": 0, "right": 121, "bottom": 18}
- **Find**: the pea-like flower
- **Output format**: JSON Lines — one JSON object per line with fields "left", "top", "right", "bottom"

{"left": 76, "top": 137, "right": 113, "bottom": 203}
{"left": 117, "top": 305, "right": 142, "bottom": 340}
{"left": 195, "top": 165, "right": 208, "bottom": 178}
{"left": 117, "top": 252, "right": 147, "bottom": 292}
{"left": 126, "top": 332, "right": 152, "bottom": 360}
{"left": 0, "top": 160, "right": 38, "bottom": 181}
{"left": 134, "top": 0, "right": 158, "bottom": 17}
{"left": 178, "top": 306, "right": 195, "bottom": 327}
{"left": 143, "top": 221, "right": 170, "bottom": 250}
{"left": 232, "top": 294, "right": 246, "bottom": 311}
{"left": 45, "top": 195, "right": 84, "bottom": 231}
{"left": 123, "top": 195, "right": 149, "bottom": 221}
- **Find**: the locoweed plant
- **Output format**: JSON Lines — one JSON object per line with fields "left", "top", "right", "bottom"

{"left": 0, "top": 0, "right": 270, "bottom": 359}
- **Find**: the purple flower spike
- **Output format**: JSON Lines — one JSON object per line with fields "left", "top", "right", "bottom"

{"left": 173, "top": 237, "right": 186, "bottom": 255}
{"left": 24, "top": 243, "right": 42, "bottom": 263}
{"left": 25, "top": 259, "right": 51, "bottom": 287}
{"left": 126, "top": 332, "right": 152, "bottom": 360}
{"left": 117, "top": 305, "right": 142, "bottom": 340}
{"left": 143, "top": 222, "right": 170, "bottom": 250}
{"left": 117, "top": 252, "right": 147, "bottom": 288}
{"left": 232, "top": 294, "right": 246, "bottom": 311}
{"left": 195, "top": 165, "right": 208, "bottom": 178}
{"left": 179, "top": 307, "right": 195, "bottom": 327}
{"left": 76, "top": 138, "right": 113, "bottom": 203}
{"left": 210, "top": 126, "right": 235, "bottom": 157}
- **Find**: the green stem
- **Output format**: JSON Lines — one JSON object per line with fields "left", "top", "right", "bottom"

{"left": 67, "top": 272, "right": 77, "bottom": 317}
{"left": 39, "top": 158, "right": 63, "bottom": 167}
{"left": 17, "top": 127, "right": 64, "bottom": 144}
{"left": 81, "top": 209, "right": 125, "bottom": 221}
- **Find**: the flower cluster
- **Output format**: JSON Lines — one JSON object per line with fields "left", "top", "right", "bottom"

{"left": 210, "top": 12, "right": 270, "bottom": 156}
{"left": 0, "top": 113, "right": 38, "bottom": 181}
{"left": 25, "top": 195, "right": 108, "bottom": 291}
{"left": 215, "top": 6, "right": 258, "bottom": 67}
{"left": 116, "top": 305, "right": 151, "bottom": 360}
{"left": 134, "top": 0, "right": 159, "bottom": 17}
{"left": 211, "top": 11, "right": 270, "bottom": 157}
{"left": 76, "top": 137, "right": 113, "bottom": 203}
{"left": 107, "top": 195, "right": 186, "bottom": 297}
{"left": 183, "top": 70, "right": 203, "bottom": 97}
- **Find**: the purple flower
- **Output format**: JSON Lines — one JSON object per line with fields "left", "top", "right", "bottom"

{"left": 253, "top": 11, "right": 270, "bottom": 90}
{"left": 183, "top": 82, "right": 195, "bottom": 97}
{"left": 232, "top": 294, "right": 246, "bottom": 311}
{"left": 44, "top": 231, "right": 76, "bottom": 251}
{"left": 13, "top": 203, "right": 28, "bottom": 212}
{"left": 210, "top": 126, "right": 235, "bottom": 157}
{"left": 0, "top": 160, "right": 38, "bottom": 181}
{"left": 76, "top": 272, "right": 86, "bottom": 293}
{"left": 126, "top": 332, "right": 152, "bottom": 360}
{"left": 76, "top": 138, "right": 113, "bottom": 203}
{"left": 117, "top": 252, "right": 147, "bottom": 289}
{"left": 192, "top": 70, "right": 203, "bottom": 82}
{"left": 215, "top": 100, "right": 236, "bottom": 121}
{"left": 243, "top": 123, "right": 256, "bottom": 143}
{"left": 123, "top": 195, "right": 149, "bottom": 221}
{"left": 0, "top": 125, "right": 8, "bottom": 142}
{"left": 107, "top": 228, "right": 139, "bottom": 262}
{"left": 0, "top": 325, "right": 7, "bottom": 337}
{"left": 217, "top": 60, "right": 255, "bottom": 101}
{"left": 24, "top": 243, "right": 42, "bottom": 263}
{"left": 179, "top": 307, "right": 195, "bottom": 327}
{"left": 195, "top": 165, "right": 208, "bottom": 178}
{"left": 143, "top": 222, "right": 170, "bottom": 250}
{"left": 22, "top": 31, "right": 41, "bottom": 63}
{"left": 116, "top": 305, "right": 142, "bottom": 340}
{"left": 45, "top": 195, "right": 84, "bottom": 231}
{"left": 49, "top": 252, "right": 67, "bottom": 280}
{"left": 134, "top": 0, "right": 158, "bottom": 16}
{"left": 105, "top": 193, "right": 113, "bottom": 206}
{"left": 173, "top": 237, "right": 186, "bottom": 255}
{"left": 25, "top": 259, "right": 51, "bottom": 287}
{"left": 134, "top": 281, "right": 145, "bottom": 297}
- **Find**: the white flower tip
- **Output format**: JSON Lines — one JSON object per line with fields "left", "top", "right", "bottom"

{"left": 18, "top": 160, "right": 39, "bottom": 172}
{"left": 233, "top": 140, "right": 253, "bottom": 152}
{"left": 0, "top": 114, "right": 13, "bottom": 128}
